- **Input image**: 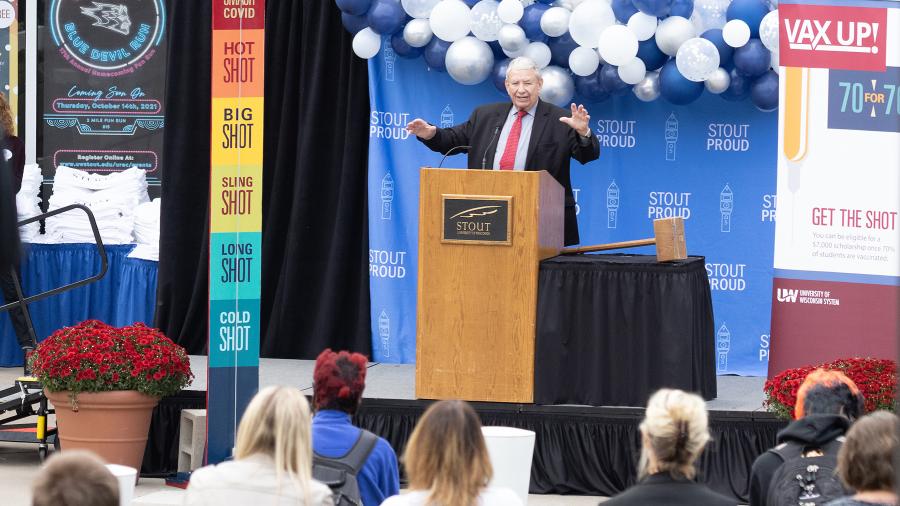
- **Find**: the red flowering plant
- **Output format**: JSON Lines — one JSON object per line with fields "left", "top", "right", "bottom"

{"left": 764, "top": 357, "right": 896, "bottom": 420}
{"left": 29, "top": 320, "right": 193, "bottom": 402}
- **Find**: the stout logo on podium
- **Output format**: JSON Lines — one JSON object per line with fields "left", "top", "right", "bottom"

{"left": 442, "top": 195, "right": 512, "bottom": 245}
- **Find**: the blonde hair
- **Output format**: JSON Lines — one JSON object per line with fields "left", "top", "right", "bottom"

{"left": 234, "top": 385, "right": 315, "bottom": 498}
{"left": 404, "top": 400, "right": 492, "bottom": 506}
{"left": 0, "top": 93, "right": 13, "bottom": 136}
{"left": 638, "top": 388, "right": 710, "bottom": 480}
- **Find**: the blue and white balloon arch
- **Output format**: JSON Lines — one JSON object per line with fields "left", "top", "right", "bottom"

{"left": 337, "top": 0, "right": 780, "bottom": 111}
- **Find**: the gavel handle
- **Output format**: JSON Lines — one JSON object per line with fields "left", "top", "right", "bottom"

{"left": 560, "top": 238, "right": 656, "bottom": 255}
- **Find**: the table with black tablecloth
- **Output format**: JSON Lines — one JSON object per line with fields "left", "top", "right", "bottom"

{"left": 534, "top": 254, "right": 716, "bottom": 407}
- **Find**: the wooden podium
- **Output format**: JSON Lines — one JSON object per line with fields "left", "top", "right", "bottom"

{"left": 415, "top": 168, "right": 564, "bottom": 403}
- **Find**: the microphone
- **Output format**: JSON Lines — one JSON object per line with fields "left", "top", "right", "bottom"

{"left": 481, "top": 123, "right": 503, "bottom": 170}
{"left": 437, "top": 145, "right": 471, "bottom": 168}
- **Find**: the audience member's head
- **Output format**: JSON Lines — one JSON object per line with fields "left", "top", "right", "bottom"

{"left": 638, "top": 388, "right": 710, "bottom": 480}
{"left": 404, "top": 400, "right": 492, "bottom": 506}
{"left": 235, "top": 385, "right": 314, "bottom": 486}
{"left": 31, "top": 450, "right": 119, "bottom": 506}
{"left": 313, "top": 348, "right": 368, "bottom": 415}
{"left": 794, "top": 369, "right": 865, "bottom": 420}
{"left": 836, "top": 410, "right": 898, "bottom": 494}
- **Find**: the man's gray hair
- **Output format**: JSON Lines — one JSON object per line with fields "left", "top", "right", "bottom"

{"left": 506, "top": 57, "right": 541, "bottom": 81}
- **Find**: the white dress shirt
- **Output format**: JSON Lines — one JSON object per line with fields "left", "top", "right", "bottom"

{"left": 491, "top": 102, "right": 539, "bottom": 171}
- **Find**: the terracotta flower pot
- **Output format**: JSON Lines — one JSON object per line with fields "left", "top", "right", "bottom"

{"left": 46, "top": 390, "right": 159, "bottom": 473}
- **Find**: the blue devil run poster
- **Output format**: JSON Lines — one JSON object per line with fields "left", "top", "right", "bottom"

{"left": 367, "top": 43, "right": 777, "bottom": 376}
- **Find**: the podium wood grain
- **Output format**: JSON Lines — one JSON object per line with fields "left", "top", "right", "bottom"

{"left": 416, "top": 168, "right": 563, "bottom": 403}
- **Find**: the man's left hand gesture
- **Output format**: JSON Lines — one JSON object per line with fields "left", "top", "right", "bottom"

{"left": 559, "top": 103, "right": 591, "bottom": 137}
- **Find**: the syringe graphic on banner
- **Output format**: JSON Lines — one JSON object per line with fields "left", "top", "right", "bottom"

{"left": 717, "top": 324, "right": 731, "bottom": 372}
{"left": 720, "top": 184, "right": 733, "bottom": 233}
{"left": 665, "top": 113, "right": 678, "bottom": 161}
{"left": 783, "top": 67, "right": 811, "bottom": 246}
{"left": 381, "top": 172, "right": 393, "bottom": 220}
{"left": 607, "top": 180, "right": 619, "bottom": 229}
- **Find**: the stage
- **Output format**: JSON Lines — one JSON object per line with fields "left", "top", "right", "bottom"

{"left": 0, "top": 357, "right": 783, "bottom": 502}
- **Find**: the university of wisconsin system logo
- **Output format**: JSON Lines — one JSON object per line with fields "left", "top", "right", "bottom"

{"left": 49, "top": 0, "right": 165, "bottom": 76}
{"left": 777, "top": 288, "right": 799, "bottom": 303}
{"left": 779, "top": 4, "right": 887, "bottom": 71}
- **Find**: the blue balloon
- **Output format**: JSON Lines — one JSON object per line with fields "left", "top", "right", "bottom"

{"left": 548, "top": 32, "right": 579, "bottom": 67}
{"left": 336, "top": 0, "right": 372, "bottom": 16}
{"left": 488, "top": 40, "right": 506, "bottom": 60}
{"left": 575, "top": 69, "right": 612, "bottom": 102}
{"left": 519, "top": 4, "right": 551, "bottom": 42}
{"left": 535, "top": 0, "right": 555, "bottom": 3}
{"left": 600, "top": 64, "right": 630, "bottom": 95}
{"left": 612, "top": 0, "right": 639, "bottom": 23}
{"left": 659, "top": 60, "right": 704, "bottom": 105}
{"left": 751, "top": 70, "right": 778, "bottom": 111}
{"left": 733, "top": 39, "right": 770, "bottom": 77}
{"left": 423, "top": 38, "right": 451, "bottom": 71}
{"left": 637, "top": 37, "right": 669, "bottom": 71}
{"left": 367, "top": 0, "right": 406, "bottom": 35}
{"left": 461, "top": 0, "right": 479, "bottom": 5}
{"left": 341, "top": 12, "right": 369, "bottom": 34}
{"left": 720, "top": 68, "right": 752, "bottom": 101}
{"left": 726, "top": 0, "right": 770, "bottom": 38}
{"left": 391, "top": 31, "right": 423, "bottom": 58}
{"left": 669, "top": 0, "right": 693, "bottom": 18}
{"left": 632, "top": 0, "right": 673, "bottom": 18}
{"left": 701, "top": 29, "right": 734, "bottom": 67}
{"left": 492, "top": 58, "right": 511, "bottom": 94}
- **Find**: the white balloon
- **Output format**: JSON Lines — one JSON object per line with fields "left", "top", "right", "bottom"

{"left": 498, "top": 23, "right": 528, "bottom": 51}
{"left": 430, "top": 0, "right": 473, "bottom": 42}
{"left": 503, "top": 45, "right": 527, "bottom": 57}
{"left": 655, "top": 16, "right": 696, "bottom": 56}
{"left": 704, "top": 67, "right": 730, "bottom": 93}
{"left": 770, "top": 49, "right": 780, "bottom": 68}
{"left": 722, "top": 19, "right": 751, "bottom": 48}
{"left": 539, "top": 65, "right": 575, "bottom": 107}
{"left": 618, "top": 57, "right": 647, "bottom": 84}
{"left": 497, "top": 0, "right": 524, "bottom": 23}
{"left": 556, "top": 0, "right": 585, "bottom": 9}
{"left": 352, "top": 28, "right": 382, "bottom": 59}
{"left": 402, "top": 0, "right": 441, "bottom": 18}
{"left": 404, "top": 18, "right": 434, "bottom": 47}
{"left": 598, "top": 25, "right": 639, "bottom": 66}
{"left": 568, "top": 46, "right": 601, "bottom": 76}
{"left": 627, "top": 12, "right": 658, "bottom": 42}
{"left": 523, "top": 41, "right": 553, "bottom": 68}
{"left": 569, "top": 0, "right": 616, "bottom": 48}
{"left": 540, "top": 7, "right": 571, "bottom": 37}
{"left": 470, "top": 0, "right": 504, "bottom": 41}
{"left": 675, "top": 37, "right": 720, "bottom": 81}
{"left": 759, "top": 9, "right": 778, "bottom": 51}
{"left": 446, "top": 36, "right": 496, "bottom": 84}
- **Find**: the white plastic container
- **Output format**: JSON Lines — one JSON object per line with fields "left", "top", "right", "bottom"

{"left": 105, "top": 463, "right": 137, "bottom": 506}
{"left": 481, "top": 426, "right": 536, "bottom": 505}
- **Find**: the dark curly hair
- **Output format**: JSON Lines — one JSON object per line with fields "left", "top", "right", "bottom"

{"left": 313, "top": 348, "right": 368, "bottom": 414}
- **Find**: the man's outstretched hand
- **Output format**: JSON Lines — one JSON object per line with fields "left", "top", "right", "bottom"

{"left": 406, "top": 119, "right": 437, "bottom": 140}
{"left": 559, "top": 103, "right": 591, "bottom": 137}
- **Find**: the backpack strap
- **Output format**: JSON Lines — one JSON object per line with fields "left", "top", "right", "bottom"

{"left": 768, "top": 436, "right": 845, "bottom": 462}
{"left": 313, "top": 429, "right": 379, "bottom": 475}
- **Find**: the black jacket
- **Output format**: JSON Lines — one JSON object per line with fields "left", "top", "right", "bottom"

{"left": 420, "top": 100, "right": 601, "bottom": 246}
{"left": 0, "top": 135, "right": 20, "bottom": 270}
{"left": 748, "top": 414, "right": 852, "bottom": 506}
{"left": 602, "top": 473, "right": 737, "bottom": 505}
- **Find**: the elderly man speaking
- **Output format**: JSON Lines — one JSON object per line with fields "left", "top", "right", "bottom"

{"left": 406, "top": 57, "right": 600, "bottom": 246}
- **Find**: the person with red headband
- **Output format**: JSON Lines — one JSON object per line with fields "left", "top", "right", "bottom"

{"left": 311, "top": 349, "right": 399, "bottom": 505}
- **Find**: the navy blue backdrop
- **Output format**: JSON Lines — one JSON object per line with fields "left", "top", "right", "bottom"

{"left": 367, "top": 43, "right": 776, "bottom": 376}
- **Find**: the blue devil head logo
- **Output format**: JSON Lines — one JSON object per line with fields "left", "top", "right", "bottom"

{"left": 81, "top": 2, "right": 132, "bottom": 36}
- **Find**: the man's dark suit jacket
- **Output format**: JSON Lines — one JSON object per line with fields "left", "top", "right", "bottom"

{"left": 420, "top": 100, "right": 600, "bottom": 246}
{"left": 601, "top": 473, "right": 737, "bottom": 505}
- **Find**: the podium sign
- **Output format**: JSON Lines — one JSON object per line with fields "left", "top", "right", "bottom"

{"left": 442, "top": 195, "right": 512, "bottom": 245}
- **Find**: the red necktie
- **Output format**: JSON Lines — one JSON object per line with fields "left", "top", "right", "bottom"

{"left": 499, "top": 110, "right": 527, "bottom": 171}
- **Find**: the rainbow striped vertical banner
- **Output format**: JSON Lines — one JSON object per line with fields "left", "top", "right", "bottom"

{"left": 208, "top": 0, "right": 264, "bottom": 464}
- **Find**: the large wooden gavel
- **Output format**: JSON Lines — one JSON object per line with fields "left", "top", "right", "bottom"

{"left": 561, "top": 217, "right": 687, "bottom": 262}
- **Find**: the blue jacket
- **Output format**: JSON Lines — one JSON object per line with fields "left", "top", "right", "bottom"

{"left": 312, "top": 410, "right": 400, "bottom": 506}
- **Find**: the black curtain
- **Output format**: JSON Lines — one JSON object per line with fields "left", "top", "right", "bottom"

{"left": 156, "top": 1, "right": 372, "bottom": 358}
